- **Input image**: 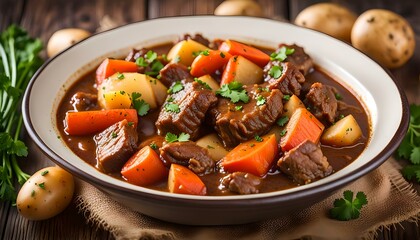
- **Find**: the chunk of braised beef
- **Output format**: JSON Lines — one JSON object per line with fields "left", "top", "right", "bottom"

{"left": 179, "top": 33, "right": 210, "bottom": 47}
{"left": 160, "top": 141, "right": 214, "bottom": 174}
{"left": 208, "top": 85, "right": 283, "bottom": 147}
{"left": 156, "top": 80, "right": 218, "bottom": 140}
{"left": 279, "top": 43, "right": 314, "bottom": 76}
{"left": 277, "top": 140, "right": 332, "bottom": 185}
{"left": 94, "top": 119, "right": 138, "bottom": 173}
{"left": 125, "top": 48, "right": 149, "bottom": 62}
{"left": 264, "top": 62, "right": 305, "bottom": 96}
{"left": 159, "top": 62, "right": 193, "bottom": 88}
{"left": 220, "top": 172, "right": 261, "bottom": 195}
{"left": 305, "top": 82, "right": 338, "bottom": 123}
{"left": 70, "top": 92, "right": 98, "bottom": 111}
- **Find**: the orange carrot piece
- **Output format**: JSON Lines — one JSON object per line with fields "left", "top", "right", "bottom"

{"left": 168, "top": 164, "right": 207, "bottom": 196}
{"left": 218, "top": 39, "right": 270, "bottom": 68}
{"left": 64, "top": 109, "right": 138, "bottom": 135}
{"left": 190, "top": 50, "right": 231, "bottom": 77}
{"left": 280, "top": 108, "right": 325, "bottom": 152}
{"left": 220, "top": 134, "right": 278, "bottom": 177}
{"left": 220, "top": 55, "right": 239, "bottom": 85}
{"left": 121, "top": 146, "right": 168, "bottom": 186}
{"left": 96, "top": 58, "right": 138, "bottom": 85}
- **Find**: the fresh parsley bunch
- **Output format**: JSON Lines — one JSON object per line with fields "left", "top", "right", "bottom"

{"left": 0, "top": 25, "right": 43, "bottom": 202}
{"left": 397, "top": 104, "right": 420, "bottom": 182}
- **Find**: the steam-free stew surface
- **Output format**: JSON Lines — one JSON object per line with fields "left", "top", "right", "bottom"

{"left": 56, "top": 42, "right": 369, "bottom": 196}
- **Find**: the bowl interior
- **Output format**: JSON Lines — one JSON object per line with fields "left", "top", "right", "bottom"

{"left": 23, "top": 16, "right": 406, "bottom": 201}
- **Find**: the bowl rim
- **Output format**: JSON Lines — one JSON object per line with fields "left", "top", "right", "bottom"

{"left": 22, "top": 15, "right": 410, "bottom": 206}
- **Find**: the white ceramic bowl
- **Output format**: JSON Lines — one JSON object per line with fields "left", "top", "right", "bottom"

{"left": 23, "top": 16, "right": 409, "bottom": 225}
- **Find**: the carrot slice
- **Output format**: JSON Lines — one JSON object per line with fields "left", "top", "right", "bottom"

{"left": 218, "top": 39, "right": 270, "bottom": 67}
{"left": 64, "top": 109, "right": 138, "bottom": 135}
{"left": 220, "top": 55, "right": 263, "bottom": 86}
{"left": 168, "top": 164, "right": 207, "bottom": 196}
{"left": 280, "top": 108, "right": 325, "bottom": 152}
{"left": 220, "top": 134, "right": 278, "bottom": 177}
{"left": 121, "top": 146, "right": 168, "bottom": 186}
{"left": 190, "top": 50, "right": 231, "bottom": 77}
{"left": 96, "top": 58, "right": 138, "bottom": 85}
{"left": 220, "top": 55, "right": 239, "bottom": 85}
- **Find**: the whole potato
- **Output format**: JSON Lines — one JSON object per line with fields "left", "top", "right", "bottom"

{"left": 47, "top": 28, "right": 91, "bottom": 57}
{"left": 294, "top": 3, "right": 357, "bottom": 42}
{"left": 17, "top": 166, "right": 75, "bottom": 221}
{"left": 214, "top": 0, "right": 263, "bottom": 17}
{"left": 351, "top": 9, "right": 415, "bottom": 68}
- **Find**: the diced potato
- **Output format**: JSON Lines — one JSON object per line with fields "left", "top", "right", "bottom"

{"left": 98, "top": 72, "right": 157, "bottom": 109}
{"left": 283, "top": 95, "right": 305, "bottom": 118}
{"left": 196, "top": 133, "right": 229, "bottom": 161}
{"left": 167, "top": 39, "right": 208, "bottom": 67}
{"left": 321, "top": 114, "right": 362, "bottom": 146}
{"left": 197, "top": 74, "right": 220, "bottom": 91}
{"left": 101, "top": 91, "right": 132, "bottom": 109}
{"left": 148, "top": 77, "right": 168, "bottom": 106}
{"left": 224, "top": 55, "right": 263, "bottom": 85}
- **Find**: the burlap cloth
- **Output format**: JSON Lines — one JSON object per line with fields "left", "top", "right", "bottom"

{"left": 75, "top": 158, "right": 420, "bottom": 240}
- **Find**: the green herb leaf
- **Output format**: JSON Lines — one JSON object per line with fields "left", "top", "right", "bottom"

{"left": 136, "top": 57, "right": 148, "bottom": 67}
{"left": 256, "top": 95, "right": 266, "bottom": 106}
{"left": 401, "top": 165, "right": 420, "bottom": 182}
{"left": 41, "top": 170, "right": 49, "bottom": 176}
{"left": 165, "top": 103, "right": 180, "bottom": 113}
{"left": 254, "top": 135, "right": 263, "bottom": 142}
{"left": 150, "top": 142, "right": 158, "bottom": 150}
{"left": 131, "top": 92, "right": 150, "bottom": 116}
{"left": 165, "top": 132, "right": 190, "bottom": 143}
{"left": 168, "top": 81, "right": 184, "bottom": 94}
{"left": 216, "top": 81, "right": 249, "bottom": 103}
{"left": 38, "top": 182, "right": 46, "bottom": 190}
{"left": 330, "top": 190, "right": 368, "bottom": 221}
{"left": 117, "top": 72, "right": 124, "bottom": 80}
{"left": 270, "top": 46, "right": 295, "bottom": 62}
{"left": 235, "top": 105, "right": 243, "bottom": 111}
{"left": 194, "top": 78, "right": 212, "bottom": 90}
{"left": 269, "top": 65, "right": 282, "bottom": 79}
{"left": 276, "top": 116, "right": 289, "bottom": 127}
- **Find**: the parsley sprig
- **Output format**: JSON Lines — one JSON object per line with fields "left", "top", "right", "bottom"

{"left": 330, "top": 190, "right": 368, "bottom": 221}
{"left": 216, "top": 81, "right": 249, "bottom": 103}
{"left": 131, "top": 92, "right": 150, "bottom": 116}
{"left": 0, "top": 25, "right": 43, "bottom": 202}
{"left": 397, "top": 104, "right": 420, "bottom": 182}
{"left": 270, "top": 46, "right": 295, "bottom": 62}
{"left": 135, "top": 50, "right": 164, "bottom": 76}
{"left": 165, "top": 132, "right": 190, "bottom": 143}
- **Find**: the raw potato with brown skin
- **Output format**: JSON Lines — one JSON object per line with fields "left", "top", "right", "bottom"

{"left": 294, "top": 3, "right": 357, "bottom": 42}
{"left": 47, "top": 28, "right": 91, "bottom": 57}
{"left": 351, "top": 9, "right": 416, "bottom": 69}
{"left": 214, "top": 0, "right": 263, "bottom": 17}
{"left": 16, "top": 166, "right": 75, "bottom": 220}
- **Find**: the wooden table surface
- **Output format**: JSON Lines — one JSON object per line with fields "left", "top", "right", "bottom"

{"left": 1, "top": 0, "right": 419, "bottom": 239}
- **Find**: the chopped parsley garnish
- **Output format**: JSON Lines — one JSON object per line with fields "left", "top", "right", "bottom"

{"left": 216, "top": 81, "right": 249, "bottom": 103}
{"left": 111, "top": 132, "right": 117, "bottom": 138}
{"left": 270, "top": 46, "right": 295, "bottom": 62}
{"left": 269, "top": 65, "right": 283, "bottom": 79}
{"left": 335, "top": 93, "right": 343, "bottom": 100}
{"left": 283, "top": 95, "right": 291, "bottom": 101}
{"left": 131, "top": 92, "right": 150, "bottom": 116}
{"left": 256, "top": 95, "right": 266, "bottom": 106}
{"left": 207, "top": 145, "right": 215, "bottom": 149}
{"left": 201, "top": 49, "right": 210, "bottom": 56}
{"left": 38, "top": 182, "right": 46, "bottom": 190}
{"left": 150, "top": 142, "right": 158, "bottom": 150}
{"left": 235, "top": 105, "right": 243, "bottom": 111}
{"left": 165, "top": 103, "right": 180, "bottom": 113}
{"left": 31, "top": 190, "right": 35, "bottom": 197}
{"left": 330, "top": 190, "right": 368, "bottom": 221}
{"left": 41, "top": 170, "right": 49, "bottom": 176}
{"left": 194, "top": 78, "right": 212, "bottom": 90}
{"left": 127, "top": 121, "right": 134, "bottom": 127}
{"left": 280, "top": 129, "right": 287, "bottom": 136}
{"left": 165, "top": 132, "right": 190, "bottom": 143}
{"left": 397, "top": 104, "right": 420, "bottom": 183}
{"left": 117, "top": 72, "right": 125, "bottom": 80}
{"left": 220, "top": 52, "right": 225, "bottom": 58}
{"left": 168, "top": 81, "right": 184, "bottom": 94}
{"left": 135, "top": 50, "right": 164, "bottom": 76}
{"left": 254, "top": 135, "right": 263, "bottom": 142}
{"left": 276, "top": 116, "right": 289, "bottom": 127}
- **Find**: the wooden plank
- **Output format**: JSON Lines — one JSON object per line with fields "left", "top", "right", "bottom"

{"left": 148, "top": 0, "right": 289, "bottom": 20}
{"left": 0, "top": 0, "right": 25, "bottom": 31}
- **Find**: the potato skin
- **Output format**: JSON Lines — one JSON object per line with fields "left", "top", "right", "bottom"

{"left": 16, "top": 166, "right": 74, "bottom": 221}
{"left": 47, "top": 28, "right": 90, "bottom": 57}
{"left": 351, "top": 9, "right": 415, "bottom": 68}
{"left": 294, "top": 3, "right": 356, "bottom": 42}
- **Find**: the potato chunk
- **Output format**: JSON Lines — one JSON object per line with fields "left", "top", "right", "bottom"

{"left": 167, "top": 39, "right": 208, "bottom": 67}
{"left": 321, "top": 114, "right": 362, "bottom": 146}
{"left": 196, "top": 133, "right": 228, "bottom": 161}
{"left": 197, "top": 74, "right": 220, "bottom": 91}
{"left": 283, "top": 94, "right": 305, "bottom": 118}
